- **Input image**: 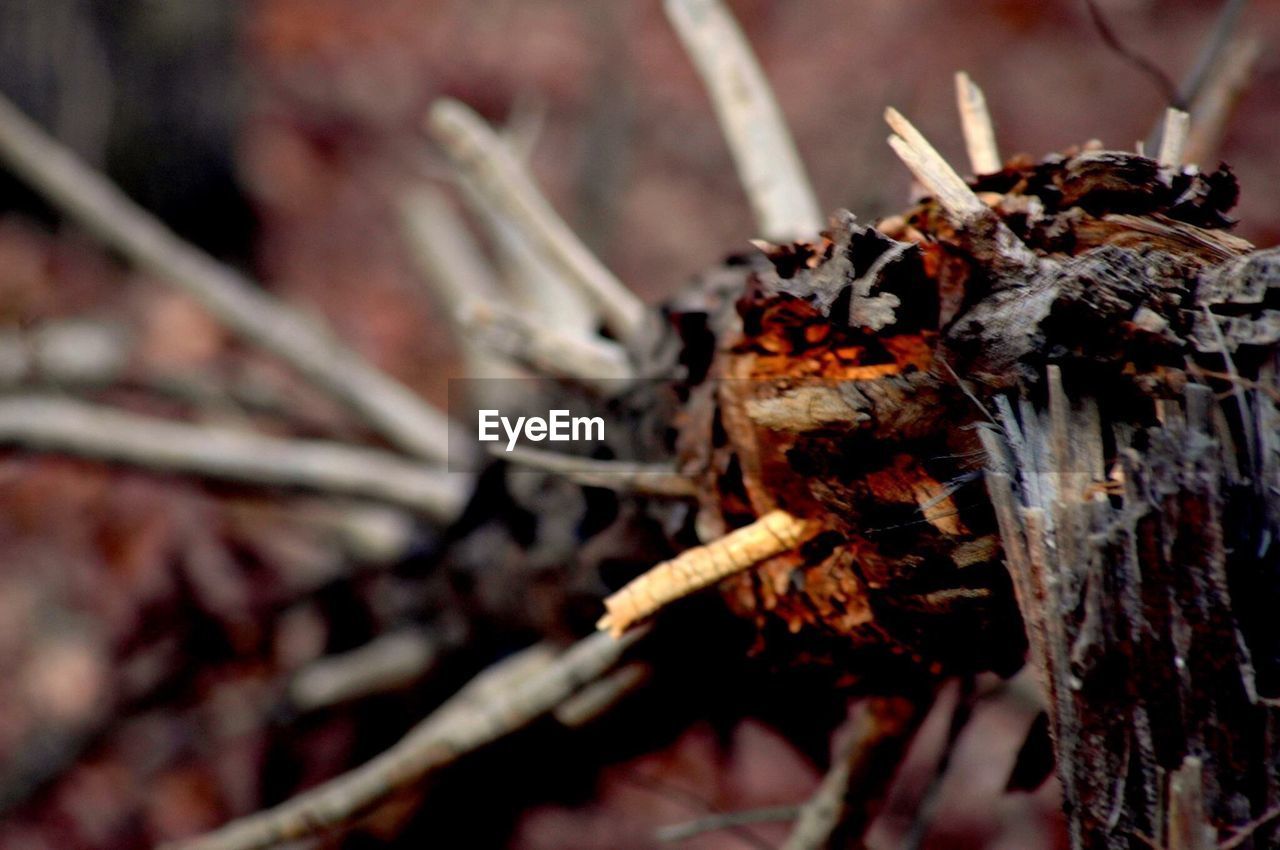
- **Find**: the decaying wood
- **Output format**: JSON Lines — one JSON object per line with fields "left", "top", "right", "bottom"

{"left": 598, "top": 509, "right": 818, "bottom": 636}
{"left": 4, "top": 0, "right": 1279, "bottom": 839}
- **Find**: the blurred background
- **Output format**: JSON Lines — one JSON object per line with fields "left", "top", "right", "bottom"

{"left": 0, "top": 0, "right": 1274, "bottom": 847}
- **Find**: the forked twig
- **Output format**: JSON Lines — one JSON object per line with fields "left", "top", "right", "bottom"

{"left": 0, "top": 93, "right": 456, "bottom": 464}
{"left": 427, "top": 99, "right": 649, "bottom": 342}
{"left": 663, "top": 0, "right": 823, "bottom": 241}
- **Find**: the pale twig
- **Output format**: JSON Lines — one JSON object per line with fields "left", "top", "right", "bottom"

{"left": 655, "top": 805, "right": 800, "bottom": 843}
{"left": 885, "top": 107, "right": 1039, "bottom": 270}
{"left": 288, "top": 630, "right": 440, "bottom": 714}
{"left": 427, "top": 100, "right": 648, "bottom": 342}
{"left": 166, "top": 629, "right": 647, "bottom": 850}
{"left": 553, "top": 660, "right": 651, "bottom": 727}
{"left": 954, "top": 72, "right": 1001, "bottom": 175}
{"left": 1147, "top": 0, "right": 1250, "bottom": 151}
{"left": 1157, "top": 108, "right": 1191, "bottom": 167}
{"left": 598, "top": 510, "right": 816, "bottom": 636}
{"left": 663, "top": 0, "right": 823, "bottom": 242}
{"left": 460, "top": 302, "right": 634, "bottom": 387}
{"left": 502, "top": 445, "right": 698, "bottom": 498}
{"left": 885, "top": 108, "right": 986, "bottom": 219}
{"left": 398, "top": 186, "right": 519, "bottom": 384}
{"left": 782, "top": 696, "right": 923, "bottom": 850}
{"left": 0, "top": 396, "right": 466, "bottom": 520}
{"left": 1184, "top": 37, "right": 1262, "bottom": 166}
{"left": 0, "top": 93, "right": 455, "bottom": 464}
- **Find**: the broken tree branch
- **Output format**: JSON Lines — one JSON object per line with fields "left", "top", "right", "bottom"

{"left": 885, "top": 107, "right": 1039, "bottom": 270}
{"left": 427, "top": 99, "right": 649, "bottom": 342}
{"left": 165, "top": 628, "right": 647, "bottom": 850}
{"left": 0, "top": 396, "right": 466, "bottom": 520}
{"left": 954, "top": 71, "right": 1001, "bottom": 175}
{"left": 663, "top": 0, "right": 823, "bottom": 242}
{"left": 0, "top": 93, "right": 456, "bottom": 464}
{"left": 885, "top": 107, "right": 987, "bottom": 219}
{"left": 1157, "top": 107, "right": 1191, "bottom": 166}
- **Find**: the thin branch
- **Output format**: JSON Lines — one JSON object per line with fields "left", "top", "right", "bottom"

{"left": 1157, "top": 108, "right": 1191, "bottom": 166}
{"left": 656, "top": 805, "right": 800, "bottom": 844}
{"left": 1147, "top": 0, "right": 1251, "bottom": 151}
{"left": 781, "top": 696, "right": 924, "bottom": 850}
{"left": 0, "top": 93, "right": 455, "bottom": 464}
{"left": 165, "top": 628, "right": 648, "bottom": 850}
{"left": 398, "top": 186, "right": 519, "bottom": 384}
{"left": 1083, "top": 0, "right": 1178, "bottom": 105}
{"left": 900, "top": 677, "right": 977, "bottom": 850}
{"left": 954, "top": 72, "right": 1001, "bottom": 175}
{"left": 501, "top": 445, "right": 697, "bottom": 498}
{"left": 460, "top": 302, "right": 634, "bottom": 387}
{"left": 553, "top": 660, "right": 651, "bottom": 727}
{"left": 598, "top": 510, "right": 817, "bottom": 636}
{"left": 427, "top": 99, "right": 649, "bottom": 342}
{"left": 663, "top": 0, "right": 823, "bottom": 241}
{"left": 1184, "top": 36, "right": 1262, "bottom": 166}
{"left": 287, "top": 630, "right": 441, "bottom": 714}
{"left": 0, "top": 396, "right": 466, "bottom": 521}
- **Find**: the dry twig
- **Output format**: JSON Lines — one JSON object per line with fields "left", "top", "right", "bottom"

{"left": 399, "top": 186, "right": 519, "bottom": 384}
{"left": 288, "top": 630, "right": 441, "bottom": 714}
{"left": 954, "top": 71, "right": 1001, "bottom": 175}
{"left": 0, "top": 396, "right": 466, "bottom": 520}
{"left": 166, "top": 628, "right": 647, "bottom": 850}
{"left": 427, "top": 99, "right": 648, "bottom": 342}
{"left": 1184, "top": 37, "right": 1262, "bottom": 166}
{"left": 598, "top": 509, "right": 817, "bottom": 636}
{"left": 0, "top": 93, "right": 456, "bottom": 464}
{"left": 461, "top": 302, "right": 634, "bottom": 387}
{"left": 782, "top": 696, "right": 923, "bottom": 850}
{"left": 1157, "top": 108, "right": 1191, "bottom": 166}
{"left": 663, "top": 0, "right": 823, "bottom": 241}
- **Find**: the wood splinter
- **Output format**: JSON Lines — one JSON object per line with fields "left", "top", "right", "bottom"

{"left": 597, "top": 509, "right": 818, "bottom": 636}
